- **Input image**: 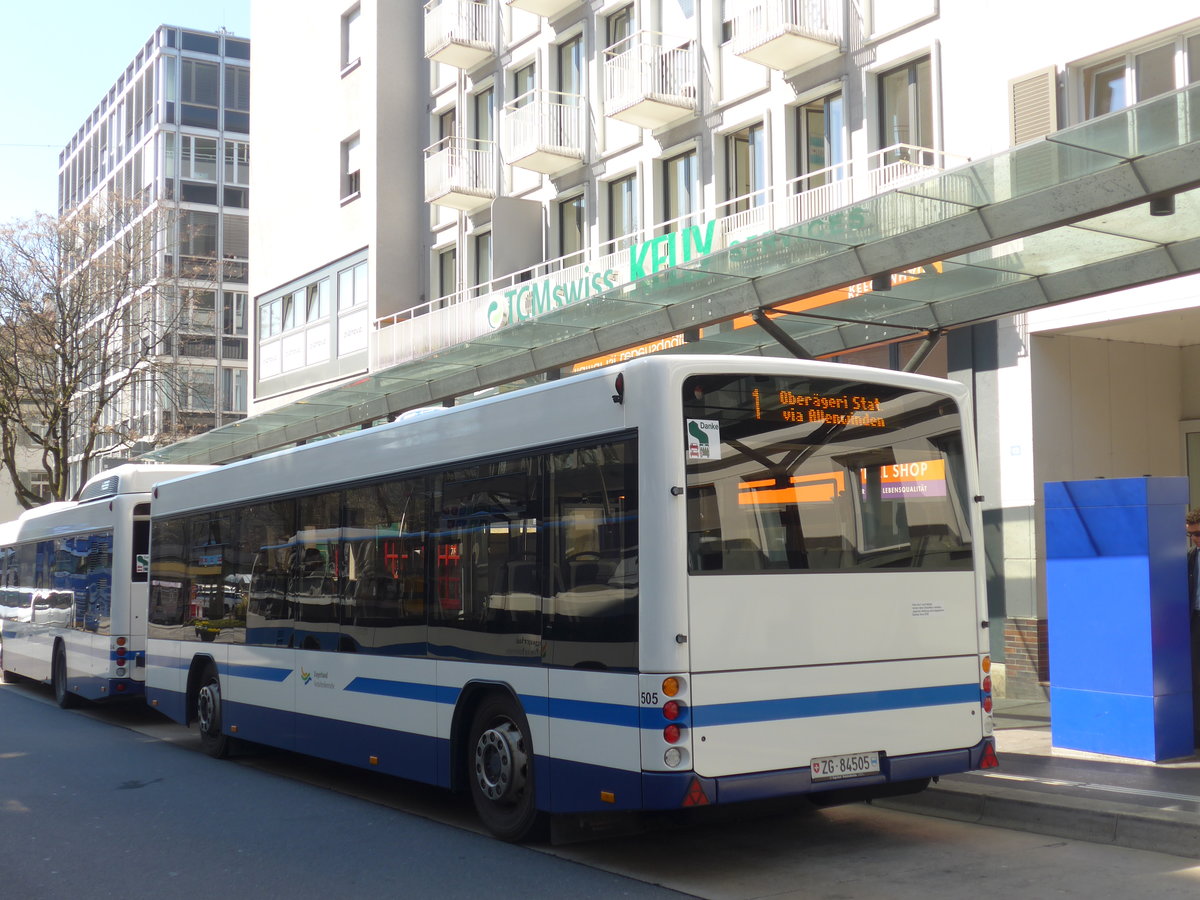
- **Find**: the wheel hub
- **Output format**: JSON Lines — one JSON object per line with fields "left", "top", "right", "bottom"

{"left": 474, "top": 721, "right": 527, "bottom": 801}
{"left": 198, "top": 683, "right": 219, "bottom": 734}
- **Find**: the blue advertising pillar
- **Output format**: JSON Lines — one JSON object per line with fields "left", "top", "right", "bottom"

{"left": 1045, "top": 477, "right": 1193, "bottom": 761}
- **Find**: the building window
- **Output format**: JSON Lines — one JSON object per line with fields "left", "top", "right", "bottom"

{"left": 342, "top": 5, "right": 362, "bottom": 71}
{"left": 224, "top": 140, "right": 250, "bottom": 185}
{"left": 607, "top": 4, "right": 634, "bottom": 49}
{"left": 221, "top": 368, "right": 247, "bottom": 413}
{"left": 474, "top": 87, "right": 493, "bottom": 142}
{"left": 183, "top": 289, "right": 217, "bottom": 330}
{"left": 223, "top": 291, "right": 248, "bottom": 336}
{"left": 558, "top": 34, "right": 583, "bottom": 96}
{"left": 338, "top": 260, "right": 368, "bottom": 310}
{"left": 439, "top": 107, "right": 457, "bottom": 141}
{"left": 608, "top": 173, "right": 638, "bottom": 249}
{"left": 179, "top": 368, "right": 217, "bottom": 412}
{"left": 223, "top": 217, "right": 249, "bottom": 282}
{"left": 181, "top": 59, "right": 220, "bottom": 128}
{"left": 512, "top": 61, "right": 536, "bottom": 107}
{"left": 726, "top": 122, "right": 765, "bottom": 212}
{"left": 306, "top": 280, "right": 330, "bottom": 321}
{"left": 1081, "top": 31, "right": 1200, "bottom": 121}
{"left": 559, "top": 195, "right": 585, "bottom": 267}
{"left": 879, "top": 56, "right": 933, "bottom": 163}
{"left": 181, "top": 136, "right": 218, "bottom": 181}
{"left": 798, "top": 93, "right": 844, "bottom": 181}
{"left": 224, "top": 65, "right": 250, "bottom": 133}
{"left": 437, "top": 246, "right": 457, "bottom": 299}
{"left": 663, "top": 148, "right": 698, "bottom": 230}
{"left": 342, "top": 134, "right": 361, "bottom": 200}
{"left": 474, "top": 231, "right": 492, "bottom": 290}
{"left": 178, "top": 210, "right": 219, "bottom": 273}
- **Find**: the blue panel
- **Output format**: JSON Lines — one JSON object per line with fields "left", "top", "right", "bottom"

{"left": 1047, "top": 556, "right": 1154, "bottom": 694}
{"left": 1044, "top": 477, "right": 1194, "bottom": 759}
{"left": 1050, "top": 686, "right": 1194, "bottom": 761}
{"left": 1045, "top": 504, "right": 1148, "bottom": 557}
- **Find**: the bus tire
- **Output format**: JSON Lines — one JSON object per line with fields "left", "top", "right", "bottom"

{"left": 466, "top": 693, "right": 544, "bottom": 842}
{"left": 52, "top": 644, "right": 79, "bottom": 709}
{"left": 196, "top": 664, "right": 231, "bottom": 759}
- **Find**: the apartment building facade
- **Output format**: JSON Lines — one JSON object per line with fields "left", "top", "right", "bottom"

{"left": 241, "top": 0, "right": 1200, "bottom": 696}
{"left": 56, "top": 25, "right": 251, "bottom": 491}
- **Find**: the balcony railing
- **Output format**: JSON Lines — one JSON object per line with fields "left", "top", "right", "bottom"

{"left": 375, "top": 142, "right": 967, "bottom": 370}
{"left": 502, "top": 89, "right": 586, "bottom": 175}
{"left": 728, "top": 0, "right": 842, "bottom": 71}
{"left": 424, "top": 136, "right": 497, "bottom": 211}
{"left": 505, "top": 0, "right": 579, "bottom": 19}
{"left": 424, "top": 0, "right": 496, "bottom": 69}
{"left": 604, "top": 31, "right": 697, "bottom": 129}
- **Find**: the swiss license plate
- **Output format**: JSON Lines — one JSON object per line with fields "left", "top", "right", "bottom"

{"left": 810, "top": 751, "right": 881, "bottom": 782}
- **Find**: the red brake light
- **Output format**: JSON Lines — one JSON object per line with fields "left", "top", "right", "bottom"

{"left": 663, "top": 724, "right": 681, "bottom": 744}
{"left": 663, "top": 701, "right": 681, "bottom": 721}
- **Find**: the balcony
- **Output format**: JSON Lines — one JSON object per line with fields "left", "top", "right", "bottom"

{"left": 502, "top": 90, "right": 586, "bottom": 175}
{"left": 424, "top": 0, "right": 495, "bottom": 70}
{"left": 425, "top": 136, "right": 497, "bottom": 212}
{"left": 377, "top": 141, "right": 967, "bottom": 372}
{"left": 604, "top": 32, "right": 697, "bottom": 130}
{"left": 728, "top": 0, "right": 842, "bottom": 72}
{"left": 505, "top": 0, "right": 579, "bottom": 19}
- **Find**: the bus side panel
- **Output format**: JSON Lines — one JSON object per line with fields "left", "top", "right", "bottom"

{"left": 544, "top": 668, "right": 642, "bottom": 812}
{"left": 0, "top": 619, "right": 50, "bottom": 682}
{"left": 293, "top": 650, "right": 438, "bottom": 780}
{"left": 220, "top": 645, "right": 295, "bottom": 750}
{"left": 146, "top": 637, "right": 186, "bottom": 721}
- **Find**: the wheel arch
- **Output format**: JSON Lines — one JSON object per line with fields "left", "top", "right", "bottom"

{"left": 449, "top": 680, "right": 524, "bottom": 793}
{"left": 184, "top": 654, "right": 218, "bottom": 727}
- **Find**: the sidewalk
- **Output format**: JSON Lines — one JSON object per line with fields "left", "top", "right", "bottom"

{"left": 877, "top": 699, "right": 1200, "bottom": 859}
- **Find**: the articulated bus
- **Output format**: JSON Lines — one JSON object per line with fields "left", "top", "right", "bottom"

{"left": 0, "top": 465, "right": 211, "bottom": 705}
{"left": 143, "top": 355, "right": 997, "bottom": 839}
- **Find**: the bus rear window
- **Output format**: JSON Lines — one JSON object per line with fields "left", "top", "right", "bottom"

{"left": 683, "top": 373, "right": 972, "bottom": 574}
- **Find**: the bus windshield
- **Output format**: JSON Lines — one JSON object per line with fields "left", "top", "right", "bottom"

{"left": 683, "top": 373, "right": 972, "bottom": 573}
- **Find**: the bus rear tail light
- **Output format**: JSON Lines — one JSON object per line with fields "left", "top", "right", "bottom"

{"left": 663, "top": 700, "right": 682, "bottom": 721}
{"left": 663, "top": 724, "right": 681, "bottom": 744}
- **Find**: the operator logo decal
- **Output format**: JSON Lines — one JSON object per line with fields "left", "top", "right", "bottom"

{"left": 300, "top": 668, "right": 313, "bottom": 685}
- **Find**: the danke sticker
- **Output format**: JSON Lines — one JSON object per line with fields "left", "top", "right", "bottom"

{"left": 686, "top": 419, "right": 721, "bottom": 461}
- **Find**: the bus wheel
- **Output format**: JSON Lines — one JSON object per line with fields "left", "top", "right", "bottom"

{"left": 52, "top": 645, "right": 79, "bottom": 709}
{"left": 196, "top": 665, "right": 231, "bottom": 758}
{"left": 467, "top": 694, "right": 543, "bottom": 842}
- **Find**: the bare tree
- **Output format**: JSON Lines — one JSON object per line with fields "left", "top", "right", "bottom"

{"left": 0, "top": 195, "right": 188, "bottom": 507}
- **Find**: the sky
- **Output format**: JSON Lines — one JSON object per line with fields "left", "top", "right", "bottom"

{"left": 0, "top": 1, "right": 251, "bottom": 225}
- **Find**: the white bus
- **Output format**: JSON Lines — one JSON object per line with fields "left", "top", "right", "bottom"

{"left": 0, "top": 465, "right": 211, "bottom": 705}
{"left": 145, "top": 356, "right": 997, "bottom": 840}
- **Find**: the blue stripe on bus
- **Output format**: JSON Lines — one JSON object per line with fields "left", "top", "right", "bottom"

{"left": 343, "top": 677, "right": 439, "bottom": 702}
{"left": 548, "top": 697, "right": 640, "bottom": 727}
{"left": 225, "top": 663, "right": 292, "bottom": 682}
{"left": 692, "top": 683, "right": 981, "bottom": 727}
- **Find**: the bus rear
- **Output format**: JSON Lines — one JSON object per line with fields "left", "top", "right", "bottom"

{"left": 652, "top": 365, "right": 995, "bottom": 806}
